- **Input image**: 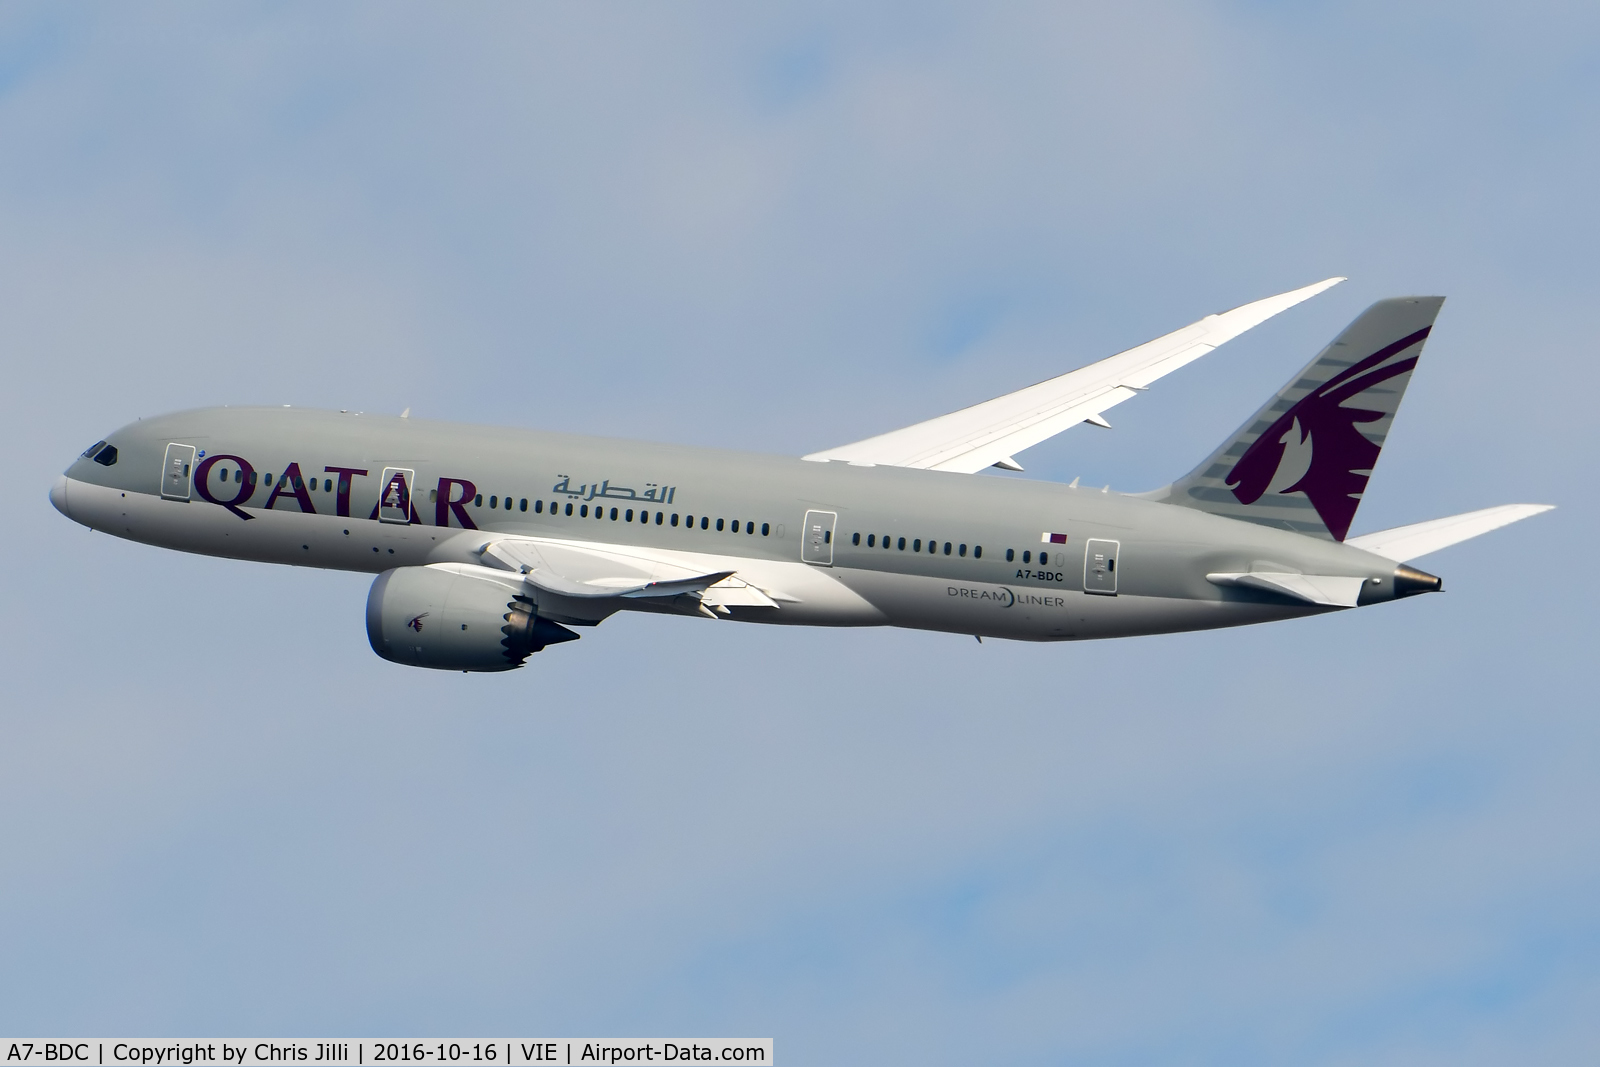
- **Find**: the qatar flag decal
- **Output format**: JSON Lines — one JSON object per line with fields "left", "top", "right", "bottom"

{"left": 1041, "top": 532, "right": 1069, "bottom": 544}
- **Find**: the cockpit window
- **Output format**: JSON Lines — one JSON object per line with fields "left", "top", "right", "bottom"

{"left": 81, "top": 441, "right": 106, "bottom": 459}
{"left": 87, "top": 443, "right": 118, "bottom": 466}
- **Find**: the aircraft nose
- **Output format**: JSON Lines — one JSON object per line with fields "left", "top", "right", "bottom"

{"left": 49, "top": 474, "right": 69, "bottom": 518}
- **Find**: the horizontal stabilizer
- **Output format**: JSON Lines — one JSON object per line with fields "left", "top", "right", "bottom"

{"left": 804, "top": 277, "right": 1343, "bottom": 473}
{"left": 1207, "top": 571, "right": 1365, "bottom": 607}
{"left": 1345, "top": 504, "right": 1554, "bottom": 562}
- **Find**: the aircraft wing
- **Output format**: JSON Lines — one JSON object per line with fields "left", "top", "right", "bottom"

{"left": 802, "top": 277, "right": 1344, "bottom": 473}
{"left": 478, "top": 536, "right": 792, "bottom": 615}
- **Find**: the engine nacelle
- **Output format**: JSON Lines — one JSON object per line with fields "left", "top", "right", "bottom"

{"left": 366, "top": 566, "right": 579, "bottom": 672}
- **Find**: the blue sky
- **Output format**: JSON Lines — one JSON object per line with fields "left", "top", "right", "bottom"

{"left": 0, "top": 4, "right": 1596, "bottom": 1063}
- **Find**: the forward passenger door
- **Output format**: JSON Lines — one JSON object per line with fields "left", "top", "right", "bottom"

{"left": 160, "top": 443, "right": 196, "bottom": 501}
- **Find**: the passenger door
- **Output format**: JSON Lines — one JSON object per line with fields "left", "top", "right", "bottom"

{"left": 1083, "top": 538, "right": 1119, "bottom": 595}
{"left": 801, "top": 510, "right": 837, "bottom": 566}
{"left": 160, "top": 443, "right": 197, "bottom": 501}
{"left": 378, "top": 467, "right": 416, "bottom": 524}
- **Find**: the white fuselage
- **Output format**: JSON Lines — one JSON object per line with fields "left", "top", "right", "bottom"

{"left": 53, "top": 406, "right": 1409, "bottom": 649}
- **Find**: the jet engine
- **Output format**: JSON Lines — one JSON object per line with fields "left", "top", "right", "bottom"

{"left": 366, "top": 566, "right": 579, "bottom": 672}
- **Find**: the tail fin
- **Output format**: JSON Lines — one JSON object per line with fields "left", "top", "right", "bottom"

{"left": 1149, "top": 296, "right": 1444, "bottom": 541}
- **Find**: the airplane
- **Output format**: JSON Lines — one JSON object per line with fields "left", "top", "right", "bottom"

{"left": 49, "top": 278, "right": 1552, "bottom": 672}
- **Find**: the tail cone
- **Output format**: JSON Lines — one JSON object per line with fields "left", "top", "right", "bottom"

{"left": 1393, "top": 564, "right": 1443, "bottom": 598}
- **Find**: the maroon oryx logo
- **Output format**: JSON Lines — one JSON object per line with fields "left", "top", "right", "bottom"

{"left": 406, "top": 612, "right": 429, "bottom": 632}
{"left": 1226, "top": 327, "right": 1429, "bottom": 541}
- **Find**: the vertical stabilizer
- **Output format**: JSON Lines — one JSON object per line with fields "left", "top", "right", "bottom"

{"left": 1148, "top": 297, "right": 1444, "bottom": 541}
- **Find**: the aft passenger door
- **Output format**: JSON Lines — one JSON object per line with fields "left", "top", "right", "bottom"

{"left": 1084, "top": 538, "right": 1119, "bottom": 595}
{"left": 801, "top": 510, "right": 837, "bottom": 566}
{"left": 160, "top": 443, "right": 196, "bottom": 501}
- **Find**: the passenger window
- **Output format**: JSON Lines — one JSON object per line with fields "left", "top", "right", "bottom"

{"left": 564, "top": 503, "right": 573, "bottom": 516}
{"left": 234, "top": 469, "right": 243, "bottom": 483}
{"left": 293, "top": 476, "right": 303, "bottom": 490}
{"left": 610, "top": 507, "right": 619, "bottom": 520}
{"left": 671, "top": 513, "right": 679, "bottom": 526}
{"left": 881, "top": 536, "right": 889, "bottom": 549}
{"left": 731, "top": 518, "right": 740, "bottom": 531}
{"left": 716, "top": 518, "right": 724, "bottom": 531}
{"left": 701, "top": 517, "right": 709, "bottom": 529}
{"left": 897, "top": 537, "right": 905, "bottom": 550}
{"left": 762, "top": 523, "right": 770, "bottom": 536}
{"left": 535, "top": 500, "right": 544, "bottom": 513}
{"left": 913, "top": 539, "right": 921, "bottom": 552}
{"left": 943, "top": 542, "right": 952, "bottom": 555}
{"left": 1040, "top": 552, "right": 1049, "bottom": 566}
{"left": 490, "top": 495, "right": 497, "bottom": 508}
{"left": 324, "top": 479, "right": 332, "bottom": 492}
{"left": 1023, "top": 550, "right": 1031, "bottom": 563}
{"left": 686, "top": 514, "right": 694, "bottom": 527}
{"left": 853, "top": 533, "right": 861, "bottom": 546}
{"left": 974, "top": 546, "right": 982, "bottom": 559}
{"left": 520, "top": 498, "right": 528, "bottom": 512}
{"left": 474, "top": 494, "right": 483, "bottom": 506}
{"left": 249, "top": 472, "right": 258, "bottom": 486}
{"left": 959, "top": 544, "right": 967, "bottom": 557}
{"left": 656, "top": 512, "right": 664, "bottom": 524}
{"left": 747, "top": 522, "right": 755, "bottom": 534}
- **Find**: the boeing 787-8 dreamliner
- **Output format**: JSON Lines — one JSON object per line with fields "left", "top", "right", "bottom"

{"left": 50, "top": 279, "right": 1551, "bottom": 671}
